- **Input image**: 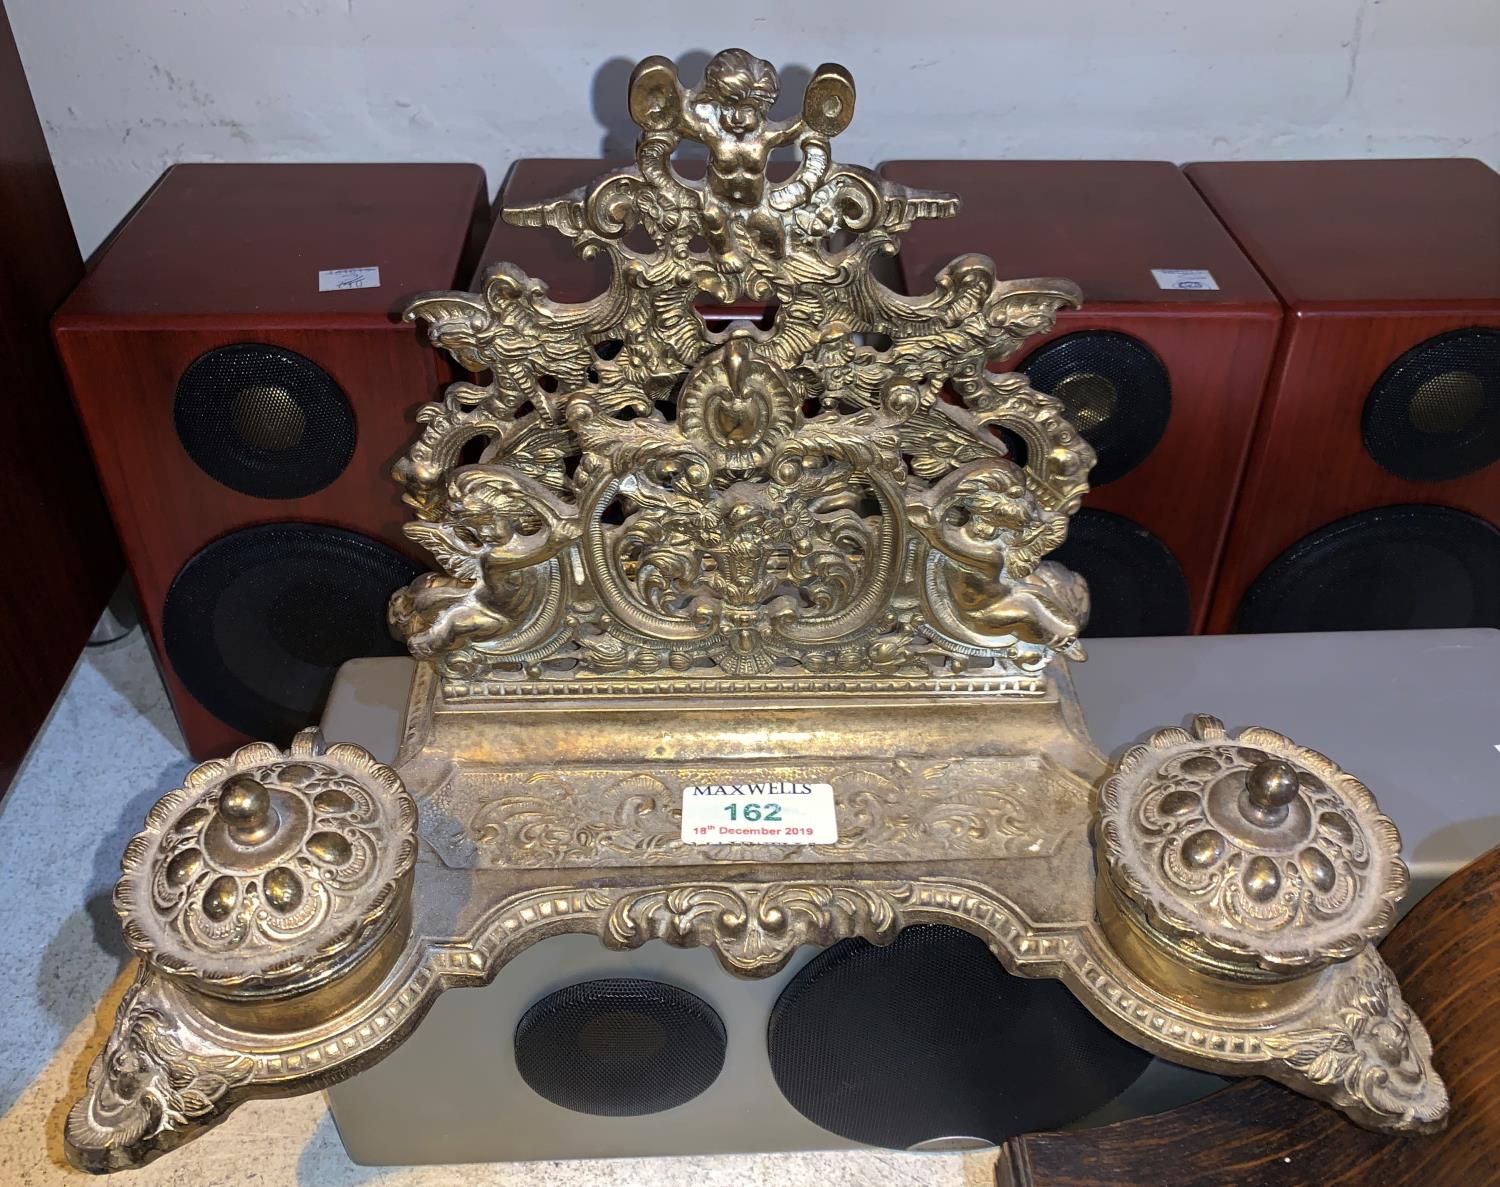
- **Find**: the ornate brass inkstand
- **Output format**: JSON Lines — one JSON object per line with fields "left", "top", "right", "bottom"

{"left": 65, "top": 50, "right": 1446, "bottom": 1172}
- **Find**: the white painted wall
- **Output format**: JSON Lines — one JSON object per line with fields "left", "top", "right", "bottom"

{"left": 9, "top": 0, "right": 1498, "bottom": 257}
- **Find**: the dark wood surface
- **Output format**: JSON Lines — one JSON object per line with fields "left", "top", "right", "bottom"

{"left": 1186, "top": 159, "right": 1500, "bottom": 310}
{"left": 1005, "top": 844, "right": 1500, "bottom": 1186}
{"left": 1188, "top": 160, "right": 1500, "bottom": 632}
{"left": 886, "top": 160, "right": 1277, "bottom": 308}
{"left": 52, "top": 163, "right": 489, "bottom": 758}
{"left": 61, "top": 162, "right": 490, "bottom": 323}
{"left": 882, "top": 161, "right": 1283, "bottom": 631}
{"left": 0, "top": 1, "right": 122, "bottom": 794}
{"left": 477, "top": 158, "right": 626, "bottom": 297}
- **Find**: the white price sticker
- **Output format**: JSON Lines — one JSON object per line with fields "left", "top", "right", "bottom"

{"left": 318, "top": 266, "right": 382, "bottom": 292}
{"left": 680, "top": 782, "right": 838, "bottom": 845}
{"left": 1151, "top": 267, "right": 1219, "bottom": 291}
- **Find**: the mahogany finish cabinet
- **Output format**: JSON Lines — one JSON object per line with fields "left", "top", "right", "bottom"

{"left": 1187, "top": 159, "right": 1500, "bottom": 635}
{"left": 53, "top": 163, "right": 488, "bottom": 758}
{"left": 0, "top": 2, "right": 121, "bottom": 794}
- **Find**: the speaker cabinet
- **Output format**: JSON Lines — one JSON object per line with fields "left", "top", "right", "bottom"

{"left": 0, "top": 3, "right": 122, "bottom": 795}
{"left": 327, "top": 925, "right": 1180, "bottom": 1163}
{"left": 53, "top": 163, "right": 489, "bottom": 758}
{"left": 1186, "top": 159, "right": 1500, "bottom": 633}
{"left": 881, "top": 161, "right": 1282, "bottom": 636}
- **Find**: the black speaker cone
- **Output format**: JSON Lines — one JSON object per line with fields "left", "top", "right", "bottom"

{"left": 1049, "top": 508, "right": 1192, "bottom": 636}
{"left": 1361, "top": 327, "right": 1500, "bottom": 483}
{"left": 767, "top": 924, "right": 1151, "bottom": 1149}
{"left": 514, "top": 978, "right": 727, "bottom": 1116}
{"left": 161, "top": 524, "right": 419, "bottom": 741}
{"left": 174, "top": 343, "right": 357, "bottom": 499}
{"left": 1018, "top": 331, "right": 1172, "bottom": 485}
{"left": 1236, "top": 504, "right": 1500, "bottom": 633}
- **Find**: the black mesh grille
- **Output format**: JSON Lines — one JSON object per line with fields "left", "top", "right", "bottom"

{"left": 1361, "top": 328, "right": 1500, "bottom": 482}
{"left": 173, "top": 343, "right": 356, "bottom": 499}
{"left": 162, "top": 524, "right": 419, "bottom": 741}
{"left": 1050, "top": 508, "right": 1192, "bottom": 636}
{"left": 767, "top": 924, "right": 1150, "bottom": 1149}
{"left": 514, "top": 979, "right": 726, "bottom": 1116}
{"left": 1018, "top": 332, "right": 1172, "bottom": 486}
{"left": 1237, "top": 504, "right": 1500, "bottom": 634}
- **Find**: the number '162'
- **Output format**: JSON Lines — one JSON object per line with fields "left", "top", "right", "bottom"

{"left": 723, "top": 802, "right": 782, "bottom": 822}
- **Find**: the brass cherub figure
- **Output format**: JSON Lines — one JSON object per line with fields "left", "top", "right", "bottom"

{"left": 627, "top": 48, "right": 857, "bottom": 269}
{"left": 392, "top": 469, "right": 580, "bottom": 660}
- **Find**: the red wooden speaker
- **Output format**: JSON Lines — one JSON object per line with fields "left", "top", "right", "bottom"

{"left": 882, "top": 161, "right": 1282, "bottom": 636}
{"left": 53, "top": 163, "right": 489, "bottom": 758}
{"left": 1187, "top": 159, "right": 1500, "bottom": 634}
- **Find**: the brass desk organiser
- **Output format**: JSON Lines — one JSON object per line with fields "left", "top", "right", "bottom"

{"left": 66, "top": 50, "right": 1446, "bottom": 1173}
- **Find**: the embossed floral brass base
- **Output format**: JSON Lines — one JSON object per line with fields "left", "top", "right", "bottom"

{"left": 65, "top": 50, "right": 1446, "bottom": 1172}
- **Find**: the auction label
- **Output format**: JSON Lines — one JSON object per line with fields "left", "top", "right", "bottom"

{"left": 680, "top": 781, "right": 837, "bottom": 845}
{"left": 1151, "top": 267, "right": 1219, "bottom": 291}
{"left": 318, "top": 265, "right": 382, "bottom": 292}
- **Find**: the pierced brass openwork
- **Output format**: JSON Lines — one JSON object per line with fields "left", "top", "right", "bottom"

{"left": 390, "top": 49, "right": 1091, "bottom": 687}
{"left": 65, "top": 50, "right": 1446, "bottom": 1173}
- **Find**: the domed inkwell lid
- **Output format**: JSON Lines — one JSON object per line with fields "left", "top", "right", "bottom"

{"left": 1097, "top": 714, "right": 1407, "bottom": 980}
{"left": 115, "top": 728, "right": 417, "bottom": 999}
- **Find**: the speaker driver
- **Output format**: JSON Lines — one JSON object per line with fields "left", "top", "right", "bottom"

{"left": 1361, "top": 327, "right": 1500, "bottom": 483}
{"left": 174, "top": 343, "right": 357, "bottom": 499}
{"left": 1236, "top": 504, "right": 1500, "bottom": 633}
{"left": 161, "top": 524, "right": 419, "bottom": 741}
{"left": 1049, "top": 508, "right": 1191, "bottom": 636}
{"left": 1018, "top": 331, "right": 1172, "bottom": 485}
{"left": 514, "top": 979, "right": 727, "bottom": 1116}
{"left": 767, "top": 924, "right": 1150, "bottom": 1149}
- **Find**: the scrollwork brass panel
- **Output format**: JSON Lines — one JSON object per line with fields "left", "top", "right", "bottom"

{"left": 389, "top": 47, "right": 1093, "bottom": 690}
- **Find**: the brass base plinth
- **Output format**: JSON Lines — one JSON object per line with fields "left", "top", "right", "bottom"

{"left": 65, "top": 661, "right": 1446, "bottom": 1172}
